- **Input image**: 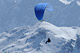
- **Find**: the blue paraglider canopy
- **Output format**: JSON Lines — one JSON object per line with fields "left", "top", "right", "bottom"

{"left": 34, "top": 3, "right": 48, "bottom": 21}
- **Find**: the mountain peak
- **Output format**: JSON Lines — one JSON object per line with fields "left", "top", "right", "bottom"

{"left": 36, "top": 21, "right": 77, "bottom": 40}
{"left": 0, "top": 21, "right": 80, "bottom": 53}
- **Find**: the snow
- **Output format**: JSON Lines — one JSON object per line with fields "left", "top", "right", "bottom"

{"left": 59, "top": 0, "right": 80, "bottom": 7}
{"left": 59, "top": 0, "right": 74, "bottom": 5}
{"left": 0, "top": 21, "right": 80, "bottom": 53}
{"left": 39, "top": 21, "right": 77, "bottom": 40}
{"left": 76, "top": 1, "right": 80, "bottom": 6}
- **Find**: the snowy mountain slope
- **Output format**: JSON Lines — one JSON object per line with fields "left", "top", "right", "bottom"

{"left": 0, "top": 21, "right": 80, "bottom": 53}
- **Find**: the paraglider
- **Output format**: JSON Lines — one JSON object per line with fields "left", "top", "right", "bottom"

{"left": 34, "top": 3, "right": 53, "bottom": 21}
{"left": 34, "top": 3, "right": 48, "bottom": 21}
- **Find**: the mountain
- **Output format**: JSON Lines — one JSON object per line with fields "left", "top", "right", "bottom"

{"left": 0, "top": 21, "right": 80, "bottom": 53}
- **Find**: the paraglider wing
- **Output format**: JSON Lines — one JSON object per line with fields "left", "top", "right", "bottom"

{"left": 34, "top": 3, "right": 48, "bottom": 21}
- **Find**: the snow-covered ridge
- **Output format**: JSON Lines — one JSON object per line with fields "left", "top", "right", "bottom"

{"left": 59, "top": 0, "right": 73, "bottom": 5}
{"left": 0, "top": 21, "right": 80, "bottom": 53}
{"left": 59, "top": 0, "right": 80, "bottom": 6}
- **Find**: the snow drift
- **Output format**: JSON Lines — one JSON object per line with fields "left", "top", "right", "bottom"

{"left": 0, "top": 21, "right": 80, "bottom": 53}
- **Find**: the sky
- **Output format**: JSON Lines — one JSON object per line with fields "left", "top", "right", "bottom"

{"left": 0, "top": 0, "right": 80, "bottom": 33}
